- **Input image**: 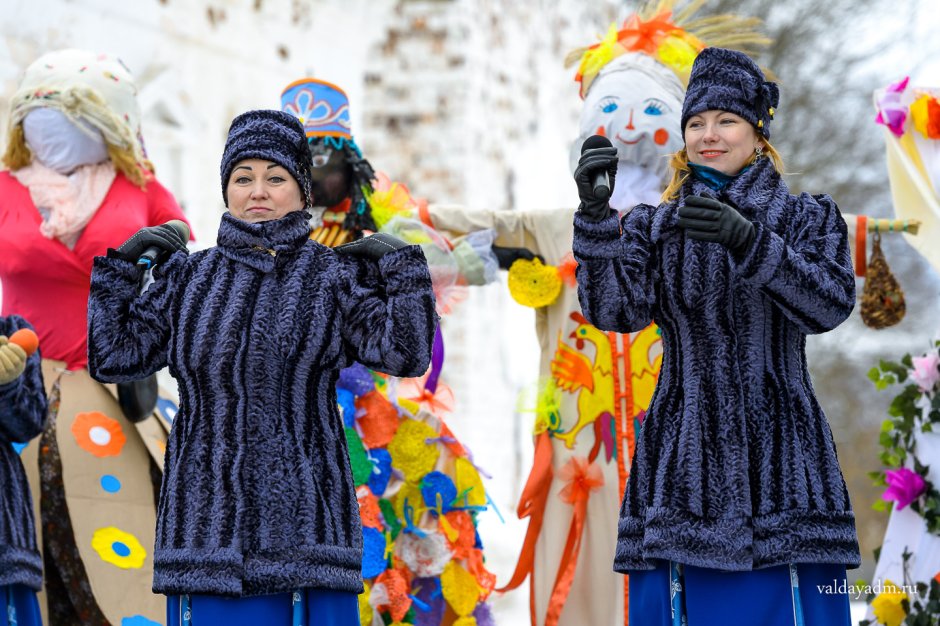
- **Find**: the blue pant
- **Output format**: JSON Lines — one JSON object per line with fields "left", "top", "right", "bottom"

{"left": 629, "top": 561, "right": 852, "bottom": 626}
{"left": 167, "top": 588, "right": 359, "bottom": 626}
{"left": 1, "top": 585, "right": 42, "bottom": 626}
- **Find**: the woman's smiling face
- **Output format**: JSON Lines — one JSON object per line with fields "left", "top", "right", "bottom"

{"left": 684, "top": 109, "right": 763, "bottom": 176}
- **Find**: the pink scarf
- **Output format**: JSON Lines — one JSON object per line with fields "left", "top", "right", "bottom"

{"left": 11, "top": 160, "right": 116, "bottom": 250}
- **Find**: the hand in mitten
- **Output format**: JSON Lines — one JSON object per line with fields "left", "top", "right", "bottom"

{"left": 678, "top": 195, "right": 756, "bottom": 254}
{"left": 110, "top": 223, "right": 189, "bottom": 265}
{"left": 0, "top": 337, "right": 27, "bottom": 386}
{"left": 491, "top": 245, "right": 544, "bottom": 270}
{"left": 334, "top": 233, "right": 409, "bottom": 261}
{"left": 574, "top": 146, "right": 618, "bottom": 222}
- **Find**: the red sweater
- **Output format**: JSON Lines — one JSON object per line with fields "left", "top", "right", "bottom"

{"left": 0, "top": 171, "right": 190, "bottom": 370}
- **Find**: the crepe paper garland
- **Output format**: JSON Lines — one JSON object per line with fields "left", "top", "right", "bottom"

{"left": 91, "top": 526, "right": 146, "bottom": 569}
{"left": 395, "top": 530, "right": 452, "bottom": 578}
{"left": 344, "top": 427, "right": 373, "bottom": 486}
{"left": 507, "top": 257, "right": 563, "bottom": 308}
{"left": 357, "top": 391, "right": 401, "bottom": 448}
{"left": 388, "top": 419, "right": 441, "bottom": 483}
{"left": 362, "top": 526, "right": 389, "bottom": 578}
{"left": 556, "top": 252, "right": 579, "bottom": 288}
{"left": 472, "top": 601, "right": 496, "bottom": 626}
{"left": 368, "top": 448, "right": 394, "bottom": 496}
{"left": 71, "top": 411, "right": 126, "bottom": 458}
{"left": 441, "top": 561, "right": 480, "bottom": 618}
{"left": 421, "top": 471, "right": 458, "bottom": 513}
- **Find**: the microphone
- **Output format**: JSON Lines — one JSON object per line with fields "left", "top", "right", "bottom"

{"left": 137, "top": 220, "right": 191, "bottom": 268}
{"left": 581, "top": 134, "right": 614, "bottom": 201}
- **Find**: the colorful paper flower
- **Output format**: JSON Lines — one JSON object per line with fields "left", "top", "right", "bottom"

{"left": 507, "top": 257, "right": 563, "bottom": 308}
{"left": 875, "top": 77, "right": 910, "bottom": 138}
{"left": 71, "top": 411, "right": 126, "bottom": 458}
{"left": 910, "top": 351, "right": 940, "bottom": 393}
{"left": 454, "top": 458, "right": 486, "bottom": 508}
{"left": 362, "top": 526, "right": 389, "bottom": 578}
{"left": 356, "top": 391, "right": 401, "bottom": 448}
{"left": 388, "top": 419, "right": 441, "bottom": 483}
{"left": 881, "top": 467, "right": 926, "bottom": 511}
{"left": 91, "top": 526, "right": 146, "bottom": 569}
{"left": 359, "top": 582, "right": 374, "bottom": 626}
{"left": 911, "top": 93, "right": 940, "bottom": 139}
{"left": 373, "top": 569, "right": 412, "bottom": 622}
{"left": 344, "top": 427, "right": 373, "bottom": 487}
{"left": 441, "top": 561, "right": 480, "bottom": 618}
{"left": 395, "top": 530, "right": 452, "bottom": 578}
{"left": 871, "top": 580, "right": 908, "bottom": 626}
{"left": 368, "top": 172, "right": 420, "bottom": 229}
{"left": 558, "top": 456, "right": 604, "bottom": 504}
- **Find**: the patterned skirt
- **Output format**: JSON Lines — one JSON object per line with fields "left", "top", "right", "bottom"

{"left": 628, "top": 561, "right": 852, "bottom": 626}
{"left": 167, "top": 589, "right": 359, "bottom": 626}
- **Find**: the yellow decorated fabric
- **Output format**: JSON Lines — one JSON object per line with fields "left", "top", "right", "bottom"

{"left": 90, "top": 526, "right": 147, "bottom": 569}
{"left": 508, "top": 257, "right": 563, "bottom": 308}
{"left": 388, "top": 418, "right": 441, "bottom": 483}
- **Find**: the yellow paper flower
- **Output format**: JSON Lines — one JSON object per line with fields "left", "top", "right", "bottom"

{"left": 90, "top": 526, "right": 147, "bottom": 569}
{"left": 453, "top": 618, "right": 478, "bottom": 626}
{"left": 359, "top": 582, "right": 373, "bottom": 626}
{"left": 441, "top": 561, "right": 481, "bottom": 617}
{"left": 871, "top": 579, "right": 908, "bottom": 626}
{"left": 388, "top": 419, "right": 441, "bottom": 483}
{"left": 454, "top": 457, "right": 486, "bottom": 507}
{"left": 508, "top": 258, "right": 563, "bottom": 308}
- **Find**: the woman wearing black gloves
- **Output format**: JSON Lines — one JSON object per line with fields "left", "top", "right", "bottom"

{"left": 572, "top": 48, "right": 858, "bottom": 625}
{"left": 87, "top": 109, "right": 436, "bottom": 626}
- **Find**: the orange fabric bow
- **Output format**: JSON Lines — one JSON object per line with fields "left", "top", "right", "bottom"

{"left": 618, "top": 11, "right": 679, "bottom": 54}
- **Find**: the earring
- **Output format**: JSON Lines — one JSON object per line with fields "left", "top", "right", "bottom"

{"left": 755, "top": 145, "right": 764, "bottom": 158}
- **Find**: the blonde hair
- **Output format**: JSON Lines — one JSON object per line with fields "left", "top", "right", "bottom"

{"left": 2, "top": 121, "right": 150, "bottom": 188}
{"left": 661, "top": 139, "right": 784, "bottom": 202}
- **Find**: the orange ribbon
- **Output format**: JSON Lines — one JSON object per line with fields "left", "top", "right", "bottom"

{"left": 617, "top": 11, "right": 679, "bottom": 55}
{"left": 545, "top": 457, "right": 604, "bottom": 626}
{"left": 855, "top": 215, "right": 868, "bottom": 277}
{"left": 495, "top": 431, "right": 554, "bottom": 625}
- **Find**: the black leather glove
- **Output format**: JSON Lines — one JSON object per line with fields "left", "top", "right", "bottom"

{"left": 574, "top": 146, "right": 618, "bottom": 222}
{"left": 334, "top": 232, "right": 409, "bottom": 261}
{"left": 677, "top": 195, "right": 756, "bottom": 254}
{"left": 491, "top": 245, "right": 543, "bottom": 270}
{"left": 110, "top": 224, "right": 188, "bottom": 265}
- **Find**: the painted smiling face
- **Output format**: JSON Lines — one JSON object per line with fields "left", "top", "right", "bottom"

{"left": 572, "top": 58, "right": 684, "bottom": 181}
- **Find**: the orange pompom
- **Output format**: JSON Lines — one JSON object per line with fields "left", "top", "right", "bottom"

{"left": 9, "top": 328, "right": 39, "bottom": 356}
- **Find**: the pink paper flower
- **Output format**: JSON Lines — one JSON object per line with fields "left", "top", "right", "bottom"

{"left": 910, "top": 352, "right": 940, "bottom": 393}
{"left": 875, "top": 76, "right": 910, "bottom": 138}
{"left": 882, "top": 467, "right": 926, "bottom": 511}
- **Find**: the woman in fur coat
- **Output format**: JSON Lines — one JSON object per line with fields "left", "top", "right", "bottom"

{"left": 572, "top": 47, "right": 859, "bottom": 625}
{"left": 87, "top": 109, "right": 437, "bottom": 626}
